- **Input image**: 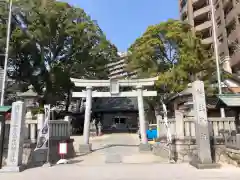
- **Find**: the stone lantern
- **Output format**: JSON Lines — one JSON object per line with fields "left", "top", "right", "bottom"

{"left": 17, "top": 85, "right": 39, "bottom": 119}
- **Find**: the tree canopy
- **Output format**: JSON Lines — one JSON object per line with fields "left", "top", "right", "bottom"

{"left": 127, "top": 19, "right": 215, "bottom": 96}
{"left": 0, "top": 0, "right": 118, "bottom": 105}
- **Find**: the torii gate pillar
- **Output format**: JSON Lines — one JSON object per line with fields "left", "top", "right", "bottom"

{"left": 71, "top": 77, "right": 158, "bottom": 153}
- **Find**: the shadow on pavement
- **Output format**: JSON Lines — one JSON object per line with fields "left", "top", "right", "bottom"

{"left": 92, "top": 144, "right": 138, "bottom": 152}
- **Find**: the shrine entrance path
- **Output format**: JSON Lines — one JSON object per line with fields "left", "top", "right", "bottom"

{"left": 72, "top": 133, "right": 168, "bottom": 165}
{"left": 1, "top": 134, "right": 240, "bottom": 180}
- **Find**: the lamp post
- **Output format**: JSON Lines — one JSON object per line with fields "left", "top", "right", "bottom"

{"left": 0, "top": 0, "right": 13, "bottom": 106}
{"left": 209, "top": 0, "right": 225, "bottom": 117}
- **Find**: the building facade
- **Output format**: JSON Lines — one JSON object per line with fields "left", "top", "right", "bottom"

{"left": 179, "top": 0, "right": 240, "bottom": 74}
{"left": 107, "top": 52, "right": 137, "bottom": 79}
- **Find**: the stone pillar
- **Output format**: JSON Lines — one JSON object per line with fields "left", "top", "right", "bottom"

{"left": 137, "top": 85, "right": 151, "bottom": 151}
{"left": 190, "top": 80, "right": 220, "bottom": 169}
{"left": 64, "top": 116, "right": 72, "bottom": 137}
{"left": 1, "top": 101, "right": 26, "bottom": 172}
{"left": 37, "top": 113, "right": 44, "bottom": 132}
{"left": 175, "top": 110, "right": 184, "bottom": 139}
{"left": 30, "top": 123, "right": 36, "bottom": 143}
{"left": 79, "top": 86, "right": 92, "bottom": 153}
{"left": 97, "top": 121, "right": 102, "bottom": 136}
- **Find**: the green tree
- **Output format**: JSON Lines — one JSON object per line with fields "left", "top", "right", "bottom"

{"left": 0, "top": 0, "right": 118, "bottom": 107}
{"left": 127, "top": 19, "right": 215, "bottom": 120}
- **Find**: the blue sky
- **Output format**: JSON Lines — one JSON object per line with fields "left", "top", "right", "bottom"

{"left": 64, "top": 0, "right": 179, "bottom": 52}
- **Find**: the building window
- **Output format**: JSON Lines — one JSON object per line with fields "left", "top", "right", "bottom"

{"left": 226, "top": 19, "right": 236, "bottom": 36}
{"left": 223, "top": 0, "right": 233, "bottom": 18}
{"left": 218, "top": 34, "right": 223, "bottom": 43}
{"left": 219, "top": 52, "right": 225, "bottom": 61}
{"left": 228, "top": 40, "right": 239, "bottom": 56}
{"left": 216, "top": 17, "right": 221, "bottom": 27}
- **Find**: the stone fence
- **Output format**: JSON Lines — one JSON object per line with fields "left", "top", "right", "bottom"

{"left": 4, "top": 118, "right": 71, "bottom": 146}
{"left": 159, "top": 116, "right": 236, "bottom": 140}
{"left": 156, "top": 116, "right": 240, "bottom": 164}
{"left": 2, "top": 117, "right": 74, "bottom": 167}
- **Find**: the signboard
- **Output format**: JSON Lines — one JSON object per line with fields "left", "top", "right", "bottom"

{"left": 109, "top": 79, "right": 119, "bottom": 94}
{"left": 59, "top": 142, "right": 68, "bottom": 155}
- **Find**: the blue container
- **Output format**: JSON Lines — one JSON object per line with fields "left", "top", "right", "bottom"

{"left": 146, "top": 129, "right": 157, "bottom": 140}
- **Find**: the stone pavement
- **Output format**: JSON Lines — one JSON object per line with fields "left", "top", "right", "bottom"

{"left": 72, "top": 133, "right": 168, "bottom": 164}
{"left": 1, "top": 133, "right": 240, "bottom": 180}
{"left": 1, "top": 162, "right": 240, "bottom": 180}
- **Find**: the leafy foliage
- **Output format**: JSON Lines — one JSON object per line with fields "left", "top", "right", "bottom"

{"left": 0, "top": 0, "right": 118, "bottom": 105}
{"left": 127, "top": 19, "right": 215, "bottom": 96}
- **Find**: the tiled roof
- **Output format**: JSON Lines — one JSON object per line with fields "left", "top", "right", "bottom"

{"left": 217, "top": 94, "right": 240, "bottom": 107}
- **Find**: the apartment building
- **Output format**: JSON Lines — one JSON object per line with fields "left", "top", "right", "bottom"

{"left": 179, "top": 0, "right": 240, "bottom": 74}
{"left": 107, "top": 52, "right": 137, "bottom": 79}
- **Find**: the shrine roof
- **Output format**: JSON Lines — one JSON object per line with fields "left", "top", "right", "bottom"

{"left": 0, "top": 106, "right": 11, "bottom": 113}
{"left": 216, "top": 94, "right": 240, "bottom": 108}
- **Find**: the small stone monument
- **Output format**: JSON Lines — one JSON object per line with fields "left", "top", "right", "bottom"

{"left": 189, "top": 80, "right": 220, "bottom": 169}
{"left": 90, "top": 119, "right": 97, "bottom": 137}
{"left": 0, "top": 101, "right": 26, "bottom": 172}
{"left": 97, "top": 121, "right": 102, "bottom": 136}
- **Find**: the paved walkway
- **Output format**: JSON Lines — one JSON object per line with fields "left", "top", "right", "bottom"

{"left": 1, "top": 133, "right": 240, "bottom": 180}
{"left": 72, "top": 133, "right": 168, "bottom": 164}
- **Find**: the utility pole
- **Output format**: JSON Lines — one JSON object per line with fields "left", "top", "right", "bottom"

{"left": 209, "top": 0, "right": 225, "bottom": 117}
{"left": 0, "top": 0, "right": 13, "bottom": 106}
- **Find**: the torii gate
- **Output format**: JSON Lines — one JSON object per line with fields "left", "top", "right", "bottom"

{"left": 70, "top": 77, "right": 158, "bottom": 153}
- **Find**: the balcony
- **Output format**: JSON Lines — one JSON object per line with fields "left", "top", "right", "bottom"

{"left": 110, "top": 68, "right": 126, "bottom": 75}
{"left": 193, "top": 5, "right": 211, "bottom": 18}
{"left": 230, "top": 50, "right": 240, "bottom": 67}
{"left": 202, "top": 37, "right": 213, "bottom": 44}
{"left": 218, "top": 42, "right": 227, "bottom": 54}
{"left": 215, "top": 8, "right": 222, "bottom": 19}
{"left": 225, "top": 6, "right": 237, "bottom": 25}
{"left": 217, "top": 25, "right": 225, "bottom": 36}
{"left": 195, "top": 21, "right": 212, "bottom": 32}
{"left": 222, "top": 0, "right": 232, "bottom": 8}
{"left": 192, "top": 0, "right": 200, "bottom": 3}
{"left": 228, "top": 25, "right": 240, "bottom": 43}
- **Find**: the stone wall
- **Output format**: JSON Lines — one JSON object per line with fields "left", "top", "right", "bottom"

{"left": 153, "top": 138, "right": 240, "bottom": 166}
{"left": 2, "top": 139, "right": 76, "bottom": 168}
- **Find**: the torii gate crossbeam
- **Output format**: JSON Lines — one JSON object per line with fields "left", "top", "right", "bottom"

{"left": 71, "top": 77, "right": 158, "bottom": 153}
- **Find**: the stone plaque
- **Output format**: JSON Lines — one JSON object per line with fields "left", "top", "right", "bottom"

{"left": 4, "top": 101, "right": 26, "bottom": 171}
{"left": 192, "top": 80, "right": 212, "bottom": 164}
{"left": 109, "top": 79, "right": 119, "bottom": 94}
